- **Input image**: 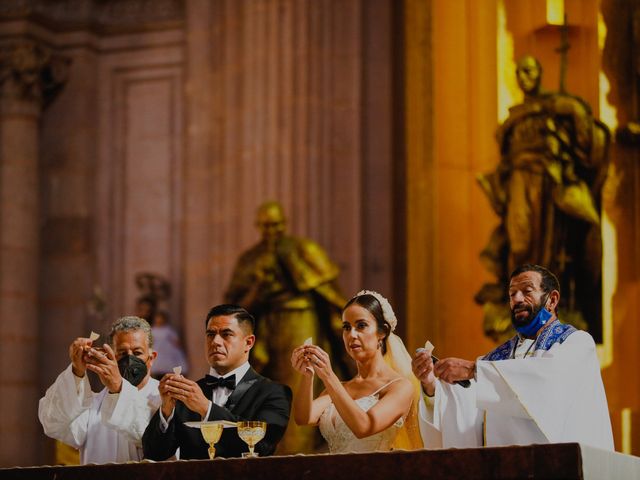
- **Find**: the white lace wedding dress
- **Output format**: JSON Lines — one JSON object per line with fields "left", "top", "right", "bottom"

{"left": 318, "top": 379, "right": 404, "bottom": 453}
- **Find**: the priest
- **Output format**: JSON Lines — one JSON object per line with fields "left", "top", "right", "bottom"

{"left": 412, "top": 264, "right": 613, "bottom": 450}
{"left": 38, "top": 316, "right": 161, "bottom": 463}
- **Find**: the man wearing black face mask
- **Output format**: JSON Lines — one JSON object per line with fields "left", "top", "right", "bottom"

{"left": 411, "top": 264, "right": 613, "bottom": 451}
{"left": 38, "top": 316, "right": 161, "bottom": 464}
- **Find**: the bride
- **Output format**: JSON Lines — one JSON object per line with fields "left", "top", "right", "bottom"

{"left": 290, "top": 290, "right": 423, "bottom": 453}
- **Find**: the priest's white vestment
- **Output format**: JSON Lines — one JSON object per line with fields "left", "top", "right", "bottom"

{"left": 418, "top": 321, "right": 613, "bottom": 450}
{"left": 39, "top": 364, "right": 161, "bottom": 464}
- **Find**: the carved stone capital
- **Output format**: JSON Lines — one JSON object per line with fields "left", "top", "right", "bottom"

{"left": 0, "top": 0, "right": 184, "bottom": 34}
{"left": 0, "top": 41, "right": 70, "bottom": 107}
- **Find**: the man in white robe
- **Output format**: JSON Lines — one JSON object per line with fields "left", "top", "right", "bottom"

{"left": 413, "top": 264, "right": 613, "bottom": 450}
{"left": 39, "top": 316, "right": 161, "bottom": 464}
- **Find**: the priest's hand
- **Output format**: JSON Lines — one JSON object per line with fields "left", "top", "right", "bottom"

{"left": 412, "top": 350, "right": 436, "bottom": 396}
{"left": 433, "top": 357, "right": 475, "bottom": 384}
{"left": 164, "top": 375, "right": 209, "bottom": 418}
{"left": 85, "top": 344, "right": 123, "bottom": 393}
{"left": 69, "top": 337, "right": 94, "bottom": 377}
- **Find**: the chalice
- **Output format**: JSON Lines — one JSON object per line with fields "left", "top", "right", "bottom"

{"left": 237, "top": 421, "right": 267, "bottom": 458}
{"left": 200, "top": 422, "right": 224, "bottom": 459}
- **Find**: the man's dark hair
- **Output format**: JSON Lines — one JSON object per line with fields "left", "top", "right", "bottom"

{"left": 205, "top": 304, "right": 255, "bottom": 334}
{"left": 510, "top": 264, "right": 560, "bottom": 295}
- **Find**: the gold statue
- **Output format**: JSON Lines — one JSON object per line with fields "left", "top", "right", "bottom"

{"left": 224, "top": 201, "right": 349, "bottom": 453}
{"left": 476, "top": 55, "right": 610, "bottom": 342}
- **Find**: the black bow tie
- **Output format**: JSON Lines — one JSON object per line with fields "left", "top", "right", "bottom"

{"left": 205, "top": 374, "right": 236, "bottom": 391}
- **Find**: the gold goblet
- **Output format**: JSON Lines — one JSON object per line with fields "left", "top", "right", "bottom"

{"left": 200, "top": 422, "right": 224, "bottom": 459}
{"left": 237, "top": 421, "right": 267, "bottom": 458}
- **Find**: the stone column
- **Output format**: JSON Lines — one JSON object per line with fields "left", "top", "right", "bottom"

{"left": 183, "top": 0, "right": 367, "bottom": 375}
{"left": 0, "top": 41, "right": 67, "bottom": 467}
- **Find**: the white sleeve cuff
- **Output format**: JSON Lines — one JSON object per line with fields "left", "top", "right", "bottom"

{"left": 159, "top": 406, "right": 175, "bottom": 432}
{"left": 202, "top": 401, "right": 213, "bottom": 421}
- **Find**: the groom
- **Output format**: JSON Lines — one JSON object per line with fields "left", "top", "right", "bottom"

{"left": 142, "top": 304, "right": 292, "bottom": 459}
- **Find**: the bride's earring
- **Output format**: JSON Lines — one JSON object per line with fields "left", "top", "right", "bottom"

{"left": 378, "top": 340, "right": 383, "bottom": 349}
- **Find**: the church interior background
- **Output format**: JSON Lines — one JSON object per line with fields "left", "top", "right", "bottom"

{"left": 1, "top": 0, "right": 639, "bottom": 466}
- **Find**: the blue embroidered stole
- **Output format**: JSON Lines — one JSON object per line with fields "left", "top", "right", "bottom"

{"left": 482, "top": 319, "right": 576, "bottom": 361}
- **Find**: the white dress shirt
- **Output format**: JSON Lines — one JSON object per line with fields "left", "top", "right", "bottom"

{"left": 206, "top": 361, "right": 251, "bottom": 408}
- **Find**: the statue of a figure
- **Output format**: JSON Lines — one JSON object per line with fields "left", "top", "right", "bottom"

{"left": 224, "top": 201, "right": 349, "bottom": 453}
{"left": 476, "top": 55, "right": 610, "bottom": 342}
{"left": 613, "top": 0, "right": 640, "bottom": 145}
{"left": 134, "top": 272, "right": 172, "bottom": 322}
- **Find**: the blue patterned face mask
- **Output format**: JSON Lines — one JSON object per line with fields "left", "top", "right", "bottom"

{"left": 513, "top": 293, "right": 552, "bottom": 337}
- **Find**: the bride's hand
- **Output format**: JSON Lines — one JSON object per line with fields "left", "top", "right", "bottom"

{"left": 303, "top": 345, "right": 333, "bottom": 381}
{"left": 291, "top": 346, "right": 314, "bottom": 378}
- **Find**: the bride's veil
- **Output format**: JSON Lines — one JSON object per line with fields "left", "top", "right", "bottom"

{"left": 384, "top": 332, "right": 424, "bottom": 450}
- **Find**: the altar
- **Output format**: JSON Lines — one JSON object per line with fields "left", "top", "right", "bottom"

{"left": 1, "top": 443, "right": 639, "bottom": 480}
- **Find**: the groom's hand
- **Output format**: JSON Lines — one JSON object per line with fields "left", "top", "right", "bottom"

{"left": 165, "top": 376, "right": 210, "bottom": 417}
{"left": 159, "top": 374, "right": 177, "bottom": 418}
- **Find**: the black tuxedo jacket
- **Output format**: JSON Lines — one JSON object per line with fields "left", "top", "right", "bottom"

{"left": 142, "top": 368, "right": 292, "bottom": 459}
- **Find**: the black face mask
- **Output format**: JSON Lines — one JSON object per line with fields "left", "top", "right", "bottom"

{"left": 117, "top": 355, "right": 148, "bottom": 386}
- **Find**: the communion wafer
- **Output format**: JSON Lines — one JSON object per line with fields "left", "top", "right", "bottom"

{"left": 424, "top": 340, "right": 434, "bottom": 353}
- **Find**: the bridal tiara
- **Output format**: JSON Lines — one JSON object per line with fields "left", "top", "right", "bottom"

{"left": 352, "top": 290, "right": 397, "bottom": 332}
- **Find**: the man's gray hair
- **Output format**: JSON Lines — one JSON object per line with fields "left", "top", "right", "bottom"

{"left": 109, "top": 316, "right": 153, "bottom": 348}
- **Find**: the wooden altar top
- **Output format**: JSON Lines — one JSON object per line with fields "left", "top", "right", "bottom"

{"left": 1, "top": 443, "right": 639, "bottom": 480}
